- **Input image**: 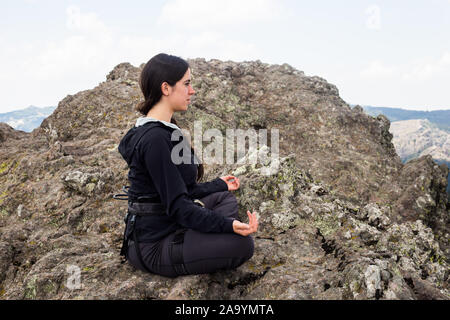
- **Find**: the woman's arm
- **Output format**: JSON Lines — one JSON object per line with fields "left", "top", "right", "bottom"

{"left": 187, "top": 177, "right": 228, "bottom": 199}
{"left": 140, "top": 131, "right": 235, "bottom": 233}
{"left": 188, "top": 175, "right": 241, "bottom": 199}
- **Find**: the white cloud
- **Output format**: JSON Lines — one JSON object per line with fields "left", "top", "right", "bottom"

{"left": 17, "top": 6, "right": 115, "bottom": 83}
{"left": 157, "top": 0, "right": 284, "bottom": 29}
{"left": 360, "top": 60, "right": 396, "bottom": 78}
{"left": 360, "top": 52, "right": 450, "bottom": 82}
{"left": 180, "top": 31, "right": 258, "bottom": 61}
{"left": 0, "top": 4, "right": 267, "bottom": 112}
{"left": 154, "top": 0, "right": 275, "bottom": 65}
{"left": 66, "top": 5, "right": 109, "bottom": 35}
{"left": 353, "top": 53, "right": 450, "bottom": 109}
{"left": 118, "top": 35, "right": 165, "bottom": 65}
{"left": 0, "top": 6, "right": 123, "bottom": 112}
{"left": 402, "top": 52, "right": 450, "bottom": 81}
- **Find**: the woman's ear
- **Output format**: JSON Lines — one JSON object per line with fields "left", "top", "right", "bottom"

{"left": 161, "top": 82, "right": 171, "bottom": 96}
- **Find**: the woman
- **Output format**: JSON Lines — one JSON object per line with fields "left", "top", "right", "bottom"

{"left": 118, "top": 53, "right": 258, "bottom": 277}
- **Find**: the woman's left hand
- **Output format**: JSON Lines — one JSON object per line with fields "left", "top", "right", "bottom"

{"left": 220, "top": 175, "right": 240, "bottom": 191}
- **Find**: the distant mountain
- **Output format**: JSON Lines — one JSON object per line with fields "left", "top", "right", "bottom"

{"left": 390, "top": 119, "right": 449, "bottom": 162}
{"left": 351, "top": 105, "right": 450, "bottom": 194}
{"left": 389, "top": 119, "right": 450, "bottom": 194}
{"left": 0, "top": 105, "right": 56, "bottom": 132}
{"left": 356, "top": 105, "right": 450, "bottom": 132}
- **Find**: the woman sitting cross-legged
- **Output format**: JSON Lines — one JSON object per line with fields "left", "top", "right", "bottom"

{"left": 118, "top": 53, "right": 258, "bottom": 277}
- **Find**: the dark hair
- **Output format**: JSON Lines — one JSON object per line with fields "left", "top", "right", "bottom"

{"left": 136, "top": 53, "right": 189, "bottom": 115}
{"left": 137, "top": 53, "right": 204, "bottom": 181}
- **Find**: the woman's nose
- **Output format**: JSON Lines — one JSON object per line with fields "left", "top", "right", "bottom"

{"left": 189, "top": 86, "right": 195, "bottom": 95}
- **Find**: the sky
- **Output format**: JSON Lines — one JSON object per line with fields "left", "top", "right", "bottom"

{"left": 1, "top": 0, "right": 450, "bottom": 113}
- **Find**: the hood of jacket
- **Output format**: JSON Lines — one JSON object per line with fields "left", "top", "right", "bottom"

{"left": 118, "top": 118, "right": 177, "bottom": 165}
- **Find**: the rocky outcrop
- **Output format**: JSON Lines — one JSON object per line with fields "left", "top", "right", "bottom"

{"left": 374, "top": 155, "right": 449, "bottom": 259}
{"left": 0, "top": 122, "right": 27, "bottom": 143}
{"left": 0, "top": 59, "right": 448, "bottom": 300}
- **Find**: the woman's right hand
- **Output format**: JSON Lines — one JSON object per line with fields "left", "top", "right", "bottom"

{"left": 232, "top": 210, "right": 258, "bottom": 236}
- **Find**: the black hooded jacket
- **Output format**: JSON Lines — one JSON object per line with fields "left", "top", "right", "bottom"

{"left": 118, "top": 120, "right": 235, "bottom": 242}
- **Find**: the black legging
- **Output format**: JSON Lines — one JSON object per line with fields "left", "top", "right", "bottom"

{"left": 127, "top": 191, "right": 254, "bottom": 277}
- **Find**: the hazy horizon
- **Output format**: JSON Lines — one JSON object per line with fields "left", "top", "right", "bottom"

{"left": 2, "top": 103, "right": 450, "bottom": 115}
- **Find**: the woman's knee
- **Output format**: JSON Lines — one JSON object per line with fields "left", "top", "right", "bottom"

{"left": 243, "top": 235, "right": 254, "bottom": 260}
{"left": 213, "top": 190, "right": 237, "bottom": 205}
{"left": 230, "top": 234, "right": 254, "bottom": 261}
{"left": 224, "top": 190, "right": 237, "bottom": 203}
{"left": 221, "top": 191, "right": 239, "bottom": 211}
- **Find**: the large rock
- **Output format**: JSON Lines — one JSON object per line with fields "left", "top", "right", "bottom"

{"left": 0, "top": 59, "right": 448, "bottom": 300}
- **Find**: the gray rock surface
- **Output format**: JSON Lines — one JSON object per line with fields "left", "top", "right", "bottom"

{"left": 0, "top": 59, "right": 448, "bottom": 300}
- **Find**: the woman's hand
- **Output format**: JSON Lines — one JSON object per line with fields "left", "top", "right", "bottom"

{"left": 232, "top": 210, "right": 258, "bottom": 236}
{"left": 220, "top": 175, "right": 240, "bottom": 191}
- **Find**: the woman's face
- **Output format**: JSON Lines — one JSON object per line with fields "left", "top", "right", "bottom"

{"left": 168, "top": 68, "right": 195, "bottom": 111}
